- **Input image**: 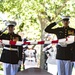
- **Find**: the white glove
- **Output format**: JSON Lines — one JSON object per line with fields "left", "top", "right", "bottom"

{"left": 18, "top": 60, "right": 22, "bottom": 65}
{"left": 58, "top": 38, "right": 67, "bottom": 47}
{"left": 66, "top": 35, "right": 74, "bottom": 44}
{"left": 59, "top": 42, "right": 67, "bottom": 47}
{"left": 43, "top": 44, "right": 52, "bottom": 51}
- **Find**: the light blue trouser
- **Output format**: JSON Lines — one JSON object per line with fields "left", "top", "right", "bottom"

{"left": 3, "top": 63, "right": 19, "bottom": 75}
{"left": 56, "top": 60, "right": 72, "bottom": 75}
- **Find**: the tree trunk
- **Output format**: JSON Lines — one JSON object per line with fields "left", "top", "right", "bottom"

{"left": 38, "top": 15, "right": 48, "bottom": 69}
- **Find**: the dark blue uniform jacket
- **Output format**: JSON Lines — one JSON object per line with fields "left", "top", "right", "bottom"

{"left": 45, "top": 22, "right": 75, "bottom": 61}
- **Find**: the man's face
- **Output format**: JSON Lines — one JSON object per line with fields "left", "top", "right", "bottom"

{"left": 7, "top": 25, "right": 14, "bottom": 33}
{"left": 62, "top": 19, "right": 69, "bottom": 27}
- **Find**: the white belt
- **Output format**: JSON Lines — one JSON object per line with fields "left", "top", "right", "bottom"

{"left": 4, "top": 47, "right": 18, "bottom": 51}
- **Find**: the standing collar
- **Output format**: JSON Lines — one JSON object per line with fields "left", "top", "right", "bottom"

{"left": 7, "top": 32, "right": 14, "bottom": 35}
{"left": 63, "top": 26, "right": 69, "bottom": 29}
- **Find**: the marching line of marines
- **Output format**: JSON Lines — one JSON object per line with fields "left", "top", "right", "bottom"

{"left": 0, "top": 16, "right": 75, "bottom": 75}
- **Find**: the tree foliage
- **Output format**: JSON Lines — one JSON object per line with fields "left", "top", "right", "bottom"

{"left": 0, "top": 0, "right": 75, "bottom": 39}
{"left": 0, "top": 0, "right": 75, "bottom": 69}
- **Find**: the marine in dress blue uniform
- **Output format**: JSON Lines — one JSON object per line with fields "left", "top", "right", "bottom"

{"left": 45, "top": 16, "right": 75, "bottom": 75}
{"left": 0, "top": 21, "right": 23, "bottom": 75}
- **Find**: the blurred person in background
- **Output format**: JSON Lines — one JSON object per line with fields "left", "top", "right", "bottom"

{"left": 24, "top": 45, "right": 37, "bottom": 69}
{"left": 43, "top": 33, "right": 57, "bottom": 70}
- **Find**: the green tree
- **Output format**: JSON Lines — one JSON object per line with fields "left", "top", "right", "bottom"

{"left": 0, "top": 0, "right": 75, "bottom": 69}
